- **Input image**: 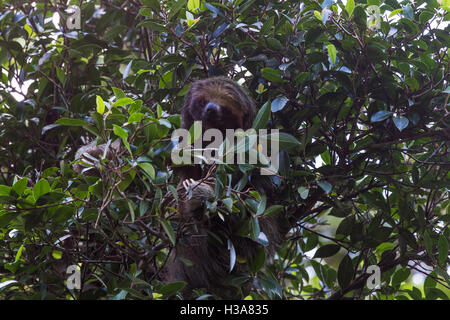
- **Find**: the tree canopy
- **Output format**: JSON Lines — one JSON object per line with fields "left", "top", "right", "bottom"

{"left": 0, "top": 0, "right": 449, "bottom": 300}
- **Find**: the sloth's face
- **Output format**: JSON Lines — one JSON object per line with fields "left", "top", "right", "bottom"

{"left": 191, "top": 97, "right": 244, "bottom": 132}
{"left": 186, "top": 85, "right": 249, "bottom": 134}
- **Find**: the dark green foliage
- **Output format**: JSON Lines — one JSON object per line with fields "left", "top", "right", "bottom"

{"left": 0, "top": 0, "right": 449, "bottom": 300}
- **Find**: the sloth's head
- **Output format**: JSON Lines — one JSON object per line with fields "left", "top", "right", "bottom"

{"left": 181, "top": 77, "right": 256, "bottom": 133}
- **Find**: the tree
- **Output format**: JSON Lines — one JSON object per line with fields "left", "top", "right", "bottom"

{"left": 0, "top": 0, "right": 449, "bottom": 300}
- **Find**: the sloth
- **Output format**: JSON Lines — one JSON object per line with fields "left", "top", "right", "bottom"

{"left": 165, "top": 77, "right": 287, "bottom": 298}
{"left": 72, "top": 77, "right": 287, "bottom": 298}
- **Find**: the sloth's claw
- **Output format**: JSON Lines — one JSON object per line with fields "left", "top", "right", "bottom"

{"left": 183, "top": 179, "right": 195, "bottom": 192}
{"left": 183, "top": 178, "right": 199, "bottom": 192}
{"left": 181, "top": 178, "right": 214, "bottom": 201}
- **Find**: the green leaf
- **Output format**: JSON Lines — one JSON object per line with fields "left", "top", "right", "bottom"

{"left": 252, "top": 101, "right": 271, "bottom": 130}
{"left": 249, "top": 247, "right": 266, "bottom": 274}
{"left": 52, "top": 250, "right": 62, "bottom": 260}
{"left": 237, "top": 0, "right": 256, "bottom": 14}
{"left": 113, "top": 98, "right": 134, "bottom": 107}
{"left": 55, "top": 118, "right": 99, "bottom": 136}
{"left": 353, "top": 6, "right": 367, "bottom": 28}
{"left": 138, "top": 163, "right": 155, "bottom": 180}
{"left": 96, "top": 95, "right": 105, "bottom": 114}
{"left": 128, "top": 112, "right": 145, "bottom": 123}
{"left": 258, "top": 272, "right": 282, "bottom": 298}
{"left": 338, "top": 255, "right": 354, "bottom": 289}
{"left": 0, "top": 212, "right": 18, "bottom": 228}
{"left": 127, "top": 199, "right": 135, "bottom": 222}
{"left": 159, "top": 218, "right": 176, "bottom": 246}
{"left": 434, "top": 265, "right": 450, "bottom": 286}
{"left": 56, "top": 67, "right": 66, "bottom": 86}
{"left": 159, "top": 281, "right": 187, "bottom": 297}
{"left": 403, "top": 4, "right": 414, "bottom": 20}
{"left": 142, "top": 0, "right": 160, "bottom": 12}
{"left": 113, "top": 125, "right": 128, "bottom": 139}
{"left": 250, "top": 216, "right": 261, "bottom": 240}
{"left": 389, "top": 8, "right": 404, "bottom": 18}
{"left": 370, "top": 110, "right": 393, "bottom": 122}
{"left": 407, "top": 287, "right": 423, "bottom": 300}
{"left": 256, "top": 194, "right": 267, "bottom": 216}
{"left": 137, "top": 20, "right": 166, "bottom": 32}
{"left": 423, "top": 231, "right": 434, "bottom": 256}
{"left": 168, "top": 185, "right": 178, "bottom": 205}
{"left": 187, "top": 120, "right": 202, "bottom": 145}
{"left": 139, "top": 200, "right": 149, "bottom": 217}
{"left": 112, "top": 87, "right": 125, "bottom": 99}
{"left": 186, "top": 11, "right": 198, "bottom": 26}
{"left": 314, "top": 10, "right": 322, "bottom": 21}
{"left": 265, "top": 132, "right": 301, "bottom": 151}
{"left": 263, "top": 205, "right": 284, "bottom": 217}
{"left": 295, "top": 72, "right": 310, "bottom": 84}
{"left": 52, "top": 206, "right": 75, "bottom": 223}
{"left": 426, "top": 287, "right": 449, "bottom": 300}
{"left": 14, "top": 244, "right": 24, "bottom": 262}
{"left": 123, "top": 60, "right": 133, "bottom": 79}
{"left": 313, "top": 244, "right": 341, "bottom": 258}
{"left": 0, "top": 185, "right": 11, "bottom": 196}
{"left": 118, "top": 169, "right": 136, "bottom": 192}
{"left": 297, "top": 186, "right": 309, "bottom": 199}
{"left": 271, "top": 96, "right": 288, "bottom": 112}
{"left": 261, "top": 67, "right": 284, "bottom": 82}
{"left": 438, "top": 235, "right": 449, "bottom": 266}
{"left": 139, "top": 8, "right": 153, "bottom": 17}
{"left": 54, "top": 118, "right": 87, "bottom": 126}
{"left": 376, "top": 242, "right": 395, "bottom": 255}
{"left": 12, "top": 177, "right": 27, "bottom": 196}
{"left": 393, "top": 116, "right": 409, "bottom": 131}
{"left": 327, "top": 44, "right": 337, "bottom": 64}
{"left": 33, "top": 179, "right": 50, "bottom": 200}
{"left": 169, "top": 0, "right": 187, "bottom": 19}
{"left": 265, "top": 38, "right": 282, "bottom": 51}
{"left": 321, "top": 149, "right": 331, "bottom": 165}
{"left": 228, "top": 240, "right": 236, "bottom": 272}
{"left": 222, "top": 198, "right": 233, "bottom": 212}
{"left": 392, "top": 268, "right": 411, "bottom": 286}
{"left": 130, "top": 99, "right": 143, "bottom": 112}
{"left": 405, "top": 77, "right": 419, "bottom": 90}
{"left": 317, "top": 181, "right": 332, "bottom": 194}
{"left": 345, "top": 0, "right": 355, "bottom": 17}
{"left": 187, "top": 0, "right": 200, "bottom": 12}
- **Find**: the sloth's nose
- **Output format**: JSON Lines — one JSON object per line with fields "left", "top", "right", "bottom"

{"left": 204, "top": 102, "right": 220, "bottom": 116}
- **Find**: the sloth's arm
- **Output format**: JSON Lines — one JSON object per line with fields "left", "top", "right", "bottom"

{"left": 177, "top": 178, "right": 215, "bottom": 219}
{"left": 180, "top": 178, "right": 214, "bottom": 209}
